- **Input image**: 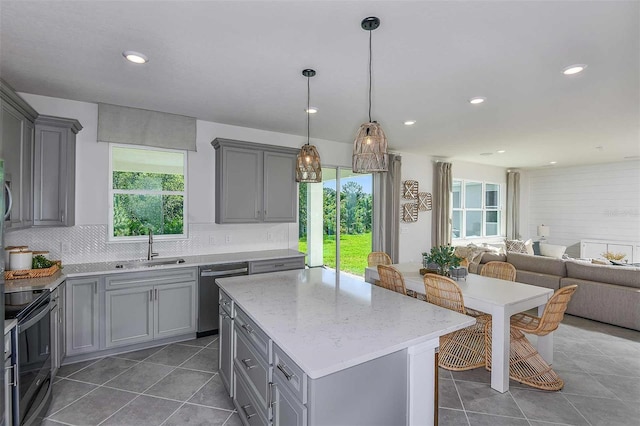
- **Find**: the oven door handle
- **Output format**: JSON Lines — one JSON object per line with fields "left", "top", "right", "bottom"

{"left": 18, "top": 303, "right": 50, "bottom": 333}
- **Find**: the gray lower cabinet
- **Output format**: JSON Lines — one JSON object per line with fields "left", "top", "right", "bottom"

{"left": 219, "top": 290, "right": 234, "bottom": 396}
{"left": 65, "top": 277, "right": 101, "bottom": 356}
{"left": 33, "top": 115, "right": 82, "bottom": 227}
{"left": 212, "top": 138, "right": 298, "bottom": 224}
{"left": 272, "top": 375, "right": 307, "bottom": 426}
{"left": 104, "top": 269, "right": 197, "bottom": 349}
{"left": 50, "top": 282, "right": 66, "bottom": 377}
{"left": 1, "top": 79, "right": 37, "bottom": 230}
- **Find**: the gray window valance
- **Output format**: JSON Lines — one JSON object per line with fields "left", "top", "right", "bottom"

{"left": 98, "top": 103, "right": 197, "bottom": 151}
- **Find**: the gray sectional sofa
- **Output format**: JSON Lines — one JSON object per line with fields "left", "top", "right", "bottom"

{"left": 469, "top": 252, "right": 640, "bottom": 331}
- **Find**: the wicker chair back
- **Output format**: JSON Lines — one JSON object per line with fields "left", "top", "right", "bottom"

{"left": 376, "top": 265, "right": 407, "bottom": 296}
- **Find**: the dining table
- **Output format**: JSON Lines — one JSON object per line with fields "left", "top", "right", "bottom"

{"left": 365, "top": 262, "right": 554, "bottom": 393}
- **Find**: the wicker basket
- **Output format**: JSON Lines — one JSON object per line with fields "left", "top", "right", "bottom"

{"left": 4, "top": 261, "right": 61, "bottom": 280}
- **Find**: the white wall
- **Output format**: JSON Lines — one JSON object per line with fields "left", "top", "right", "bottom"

{"left": 520, "top": 161, "right": 640, "bottom": 257}
{"left": 397, "top": 152, "right": 434, "bottom": 263}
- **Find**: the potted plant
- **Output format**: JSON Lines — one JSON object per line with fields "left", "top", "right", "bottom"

{"left": 422, "top": 245, "right": 462, "bottom": 277}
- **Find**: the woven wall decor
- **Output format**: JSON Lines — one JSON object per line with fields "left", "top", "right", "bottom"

{"left": 402, "top": 180, "right": 419, "bottom": 199}
{"left": 402, "top": 203, "right": 418, "bottom": 222}
{"left": 418, "top": 192, "right": 432, "bottom": 211}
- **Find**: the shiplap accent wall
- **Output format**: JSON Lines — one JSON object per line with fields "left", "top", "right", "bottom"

{"left": 522, "top": 161, "right": 640, "bottom": 257}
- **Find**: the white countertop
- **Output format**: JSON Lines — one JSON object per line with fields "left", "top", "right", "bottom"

{"left": 3, "top": 249, "right": 303, "bottom": 293}
{"left": 63, "top": 249, "right": 303, "bottom": 277}
{"left": 217, "top": 268, "right": 475, "bottom": 379}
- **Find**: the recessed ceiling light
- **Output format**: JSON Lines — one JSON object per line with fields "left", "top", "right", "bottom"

{"left": 122, "top": 51, "right": 148, "bottom": 64}
{"left": 480, "top": 152, "right": 493, "bottom": 156}
{"left": 497, "top": 150, "right": 506, "bottom": 154}
{"left": 404, "top": 120, "right": 416, "bottom": 126}
{"left": 469, "top": 97, "right": 486, "bottom": 105}
{"left": 549, "top": 161, "right": 557, "bottom": 165}
{"left": 305, "top": 107, "right": 318, "bottom": 114}
{"left": 563, "top": 64, "right": 587, "bottom": 75}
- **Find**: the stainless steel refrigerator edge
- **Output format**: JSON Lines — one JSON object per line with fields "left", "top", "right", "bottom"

{"left": 1, "top": 158, "right": 8, "bottom": 425}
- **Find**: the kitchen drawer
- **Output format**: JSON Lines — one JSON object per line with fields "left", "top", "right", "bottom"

{"left": 249, "top": 257, "right": 304, "bottom": 275}
{"left": 235, "top": 306, "right": 270, "bottom": 361}
{"left": 220, "top": 289, "right": 233, "bottom": 316}
{"left": 234, "top": 331, "right": 270, "bottom": 409}
{"left": 105, "top": 268, "right": 197, "bottom": 290}
{"left": 273, "top": 343, "right": 307, "bottom": 404}
{"left": 234, "top": 368, "right": 269, "bottom": 426}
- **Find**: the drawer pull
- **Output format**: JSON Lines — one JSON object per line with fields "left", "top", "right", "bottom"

{"left": 240, "top": 404, "right": 257, "bottom": 419}
{"left": 274, "top": 263, "right": 285, "bottom": 267}
{"left": 277, "top": 363, "right": 294, "bottom": 381}
{"left": 269, "top": 382, "right": 277, "bottom": 407}
{"left": 222, "top": 300, "right": 230, "bottom": 306}
{"left": 241, "top": 323, "right": 254, "bottom": 334}
{"left": 241, "top": 358, "right": 256, "bottom": 370}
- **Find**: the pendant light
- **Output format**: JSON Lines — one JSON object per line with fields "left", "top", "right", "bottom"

{"left": 296, "top": 69, "right": 322, "bottom": 183}
{"left": 352, "top": 16, "right": 388, "bottom": 173}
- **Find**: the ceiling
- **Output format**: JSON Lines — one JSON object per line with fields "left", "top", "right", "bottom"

{"left": 1, "top": 0, "right": 638, "bottom": 169}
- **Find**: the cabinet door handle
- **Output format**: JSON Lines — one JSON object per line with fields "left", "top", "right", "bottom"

{"left": 150, "top": 289, "right": 153, "bottom": 302}
{"left": 4, "top": 182, "right": 12, "bottom": 220}
{"left": 277, "top": 363, "right": 294, "bottom": 381}
{"left": 94, "top": 282, "right": 97, "bottom": 294}
{"left": 269, "top": 382, "right": 277, "bottom": 408}
{"left": 6, "top": 364, "right": 16, "bottom": 386}
{"left": 154, "top": 289, "right": 158, "bottom": 300}
{"left": 274, "top": 263, "right": 285, "bottom": 268}
{"left": 241, "top": 323, "right": 254, "bottom": 334}
{"left": 241, "top": 358, "right": 256, "bottom": 370}
{"left": 240, "top": 404, "right": 257, "bottom": 420}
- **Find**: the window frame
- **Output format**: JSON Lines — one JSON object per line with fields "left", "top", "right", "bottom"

{"left": 452, "top": 179, "right": 502, "bottom": 240}
{"left": 108, "top": 143, "right": 188, "bottom": 242}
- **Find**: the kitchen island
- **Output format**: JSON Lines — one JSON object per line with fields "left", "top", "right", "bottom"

{"left": 217, "top": 268, "right": 474, "bottom": 426}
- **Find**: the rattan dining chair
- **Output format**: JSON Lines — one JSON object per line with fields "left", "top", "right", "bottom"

{"left": 376, "top": 265, "right": 407, "bottom": 296}
{"left": 480, "top": 261, "right": 517, "bottom": 281}
{"left": 423, "top": 274, "right": 491, "bottom": 371}
{"left": 367, "top": 251, "right": 392, "bottom": 267}
{"left": 486, "top": 285, "right": 578, "bottom": 391}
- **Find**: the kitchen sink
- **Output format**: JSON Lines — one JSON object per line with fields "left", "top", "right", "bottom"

{"left": 114, "top": 258, "right": 187, "bottom": 269}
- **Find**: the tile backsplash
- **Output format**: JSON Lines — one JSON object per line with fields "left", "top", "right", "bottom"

{"left": 6, "top": 223, "right": 296, "bottom": 264}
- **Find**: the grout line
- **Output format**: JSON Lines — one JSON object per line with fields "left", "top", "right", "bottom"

{"left": 58, "top": 357, "right": 104, "bottom": 379}
{"left": 96, "top": 394, "right": 143, "bottom": 426}
{"left": 156, "top": 372, "right": 215, "bottom": 426}
{"left": 449, "top": 375, "right": 471, "bottom": 426}
{"left": 559, "top": 392, "right": 593, "bottom": 426}
{"left": 44, "top": 382, "right": 102, "bottom": 419}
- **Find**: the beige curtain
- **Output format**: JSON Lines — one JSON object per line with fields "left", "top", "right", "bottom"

{"left": 372, "top": 154, "right": 401, "bottom": 263}
{"left": 506, "top": 170, "right": 521, "bottom": 239}
{"left": 432, "top": 161, "right": 452, "bottom": 247}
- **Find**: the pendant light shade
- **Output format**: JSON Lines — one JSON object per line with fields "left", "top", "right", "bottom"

{"left": 296, "top": 69, "right": 322, "bottom": 183}
{"left": 353, "top": 16, "right": 388, "bottom": 173}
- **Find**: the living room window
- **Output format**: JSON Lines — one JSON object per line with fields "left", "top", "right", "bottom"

{"left": 452, "top": 180, "right": 501, "bottom": 239}
{"left": 109, "top": 144, "right": 187, "bottom": 240}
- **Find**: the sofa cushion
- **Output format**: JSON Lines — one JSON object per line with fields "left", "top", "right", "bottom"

{"left": 539, "top": 244, "right": 566, "bottom": 259}
{"left": 561, "top": 278, "right": 640, "bottom": 331}
{"left": 480, "top": 252, "right": 507, "bottom": 264}
{"left": 507, "top": 252, "right": 567, "bottom": 277}
{"left": 565, "top": 261, "right": 640, "bottom": 289}
{"left": 516, "top": 270, "right": 561, "bottom": 291}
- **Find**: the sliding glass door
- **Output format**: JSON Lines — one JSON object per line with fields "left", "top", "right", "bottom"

{"left": 299, "top": 167, "right": 372, "bottom": 277}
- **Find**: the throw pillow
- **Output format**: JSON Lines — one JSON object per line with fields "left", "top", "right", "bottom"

{"left": 539, "top": 244, "right": 567, "bottom": 259}
{"left": 532, "top": 241, "right": 541, "bottom": 255}
{"left": 505, "top": 239, "right": 528, "bottom": 253}
{"left": 524, "top": 239, "right": 534, "bottom": 255}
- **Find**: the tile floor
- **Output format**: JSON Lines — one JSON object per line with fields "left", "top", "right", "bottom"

{"left": 43, "top": 314, "right": 639, "bottom": 426}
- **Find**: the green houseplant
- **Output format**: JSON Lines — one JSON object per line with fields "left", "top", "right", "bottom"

{"left": 422, "top": 245, "right": 462, "bottom": 277}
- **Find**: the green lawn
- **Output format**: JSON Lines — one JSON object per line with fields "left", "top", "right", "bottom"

{"left": 299, "top": 232, "right": 371, "bottom": 276}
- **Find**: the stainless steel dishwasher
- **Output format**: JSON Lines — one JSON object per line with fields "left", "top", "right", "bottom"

{"left": 198, "top": 263, "right": 248, "bottom": 337}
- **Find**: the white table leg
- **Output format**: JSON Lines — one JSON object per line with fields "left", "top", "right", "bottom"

{"left": 491, "top": 310, "right": 510, "bottom": 393}
{"left": 407, "top": 339, "right": 438, "bottom": 426}
{"left": 537, "top": 304, "right": 554, "bottom": 364}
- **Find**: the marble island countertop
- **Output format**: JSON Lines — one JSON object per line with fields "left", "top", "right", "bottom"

{"left": 217, "top": 268, "right": 475, "bottom": 379}
{"left": 4, "top": 249, "right": 303, "bottom": 293}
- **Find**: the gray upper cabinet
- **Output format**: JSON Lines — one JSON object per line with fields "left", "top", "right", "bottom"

{"left": 1, "top": 79, "right": 37, "bottom": 230}
{"left": 34, "top": 115, "right": 82, "bottom": 226}
{"left": 212, "top": 138, "right": 298, "bottom": 224}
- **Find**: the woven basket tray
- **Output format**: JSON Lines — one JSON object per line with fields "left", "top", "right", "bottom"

{"left": 4, "top": 261, "right": 61, "bottom": 280}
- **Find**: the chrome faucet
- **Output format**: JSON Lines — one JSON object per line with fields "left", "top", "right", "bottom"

{"left": 147, "top": 228, "right": 159, "bottom": 260}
